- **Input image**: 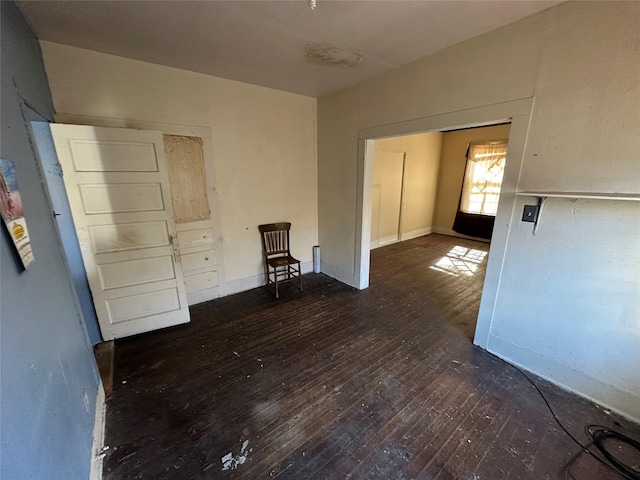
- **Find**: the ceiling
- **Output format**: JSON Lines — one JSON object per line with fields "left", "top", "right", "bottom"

{"left": 18, "top": 0, "right": 561, "bottom": 98}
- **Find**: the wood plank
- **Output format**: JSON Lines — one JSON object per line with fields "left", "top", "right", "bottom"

{"left": 163, "top": 135, "right": 210, "bottom": 224}
{"left": 102, "top": 234, "right": 640, "bottom": 480}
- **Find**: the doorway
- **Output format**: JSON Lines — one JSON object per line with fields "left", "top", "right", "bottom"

{"left": 367, "top": 125, "right": 509, "bottom": 338}
{"left": 369, "top": 124, "right": 510, "bottom": 247}
{"left": 354, "top": 99, "right": 533, "bottom": 347}
{"left": 369, "top": 132, "right": 443, "bottom": 250}
{"left": 28, "top": 117, "right": 102, "bottom": 344}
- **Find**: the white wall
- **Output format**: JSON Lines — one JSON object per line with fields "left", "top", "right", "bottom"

{"left": 40, "top": 42, "right": 318, "bottom": 295}
{"left": 318, "top": 2, "right": 640, "bottom": 421}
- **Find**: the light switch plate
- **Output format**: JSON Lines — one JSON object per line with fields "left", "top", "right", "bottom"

{"left": 522, "top": 204, "right": 539, "bottom": 223}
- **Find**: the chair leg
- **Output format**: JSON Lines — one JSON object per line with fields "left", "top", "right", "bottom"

{"left": 298, "top": 262, "right": 303, "bottom": 292}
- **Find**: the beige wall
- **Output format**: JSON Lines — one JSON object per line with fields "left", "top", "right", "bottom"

{"left": 400, "top": 133, "right": 442, "bottom": 236}
{"left": 434, "top": 124, "right": 511, "bottom": 230}
{"left": 318, "top": 2, "right": 640, "bottom": 420}
{"left": 371, "top": 148, "right": 404, "bottom": 245}
{"left": 40, "top": 42, "right": 318, "bottom": 294}
{"left": 371, "top": 132, "right": 442, "bottom": 246}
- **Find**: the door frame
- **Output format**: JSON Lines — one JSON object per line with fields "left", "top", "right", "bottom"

{"left": 354, "top": 98, "right": 533, "bottom": 348}
{"left": 21, "top": 103, "right": 104, "bottom": 344}
{"left": 28, "top": 119, "right": 103, "bottom": 344}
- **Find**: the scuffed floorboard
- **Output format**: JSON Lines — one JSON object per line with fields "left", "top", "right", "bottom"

{"left": 103, "top": 234, "right": 639, "bottom": 479}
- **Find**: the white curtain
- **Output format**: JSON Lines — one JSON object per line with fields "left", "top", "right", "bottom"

{"left": 459, "top": 142, "right": 508, "bottom": 216}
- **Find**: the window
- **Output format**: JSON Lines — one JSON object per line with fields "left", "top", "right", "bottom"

{"left": 459, "top": 141, "right": 508, "bottom": 216}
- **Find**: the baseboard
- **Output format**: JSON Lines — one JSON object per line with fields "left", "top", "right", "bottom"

{"left": 319, "top": 261, "right": 356, "bottom": 288}
{"left": 302, "top": 261, "right": 315, "bottom": 276}
{"left": 89, "top": 382, "right": 106, "bottom": 480}
{"left": 371, "top": 228, "right": 433, "bottom": 249}
{"left": 377, "top": 234, "right": 400, "bottom": 248}
{"left": 186, "top": 286, "right": 220, "bottom": 306}
{"left": 218, "top": 273, "right": 263, "bottom": 297}
{"left": 486, "top": 334, "right": 640, "bottom": 423}
{"left": 431, "top": 226, "right": 490, "bottom": 244}
{"left": 400, "top": 227, "right": 432, "bottom": 241}
{"left": 217, "top": 261, "right": 314, "bottom": 298}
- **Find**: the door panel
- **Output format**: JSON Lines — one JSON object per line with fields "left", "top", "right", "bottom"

{"left": 88, "top": 221, "right": 169, "bottom": 254}
{"left": 176, "top": 228, "right": 215, "bottom": 250}
{"left": 50, "top": 124, "right": 190, "bottom": 339}
{"left": 97, "top": 256, "right": 176, "bottom": 290}
{"left": 371, "top": 150, "right": 405, "bottom": 247}
{"left": 184, "top": 271, "right": 219, "bottom": 293}
{"left": 181, "top": 249, "right": 216, "bottom": 273}
{"left": 106, "top": 288, "right": 180, "bottom": 324}
{"left": 78, "top": 182, "right": 165, "bottom": 214}
{"left": 68, "top": 139, "right": 159, "bottom": 172}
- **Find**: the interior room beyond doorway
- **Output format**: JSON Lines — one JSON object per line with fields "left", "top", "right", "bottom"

{"left": 369, "top": 123, "right": 511, "bottom": 251}
{"left": 368, "top": 123, "right": 511, "bottom": 341}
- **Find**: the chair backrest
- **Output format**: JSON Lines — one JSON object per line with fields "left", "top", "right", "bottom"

{"left": 258, "top": 222, "right": 292, "bottom": 257}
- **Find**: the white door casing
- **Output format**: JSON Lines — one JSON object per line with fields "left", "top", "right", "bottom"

{"left": 50, "top": 124, "right": 190, "bottom": 339}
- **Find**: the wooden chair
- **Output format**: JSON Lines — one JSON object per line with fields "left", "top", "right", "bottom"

{"left": 258, "top": 222, "right": 302, "bottom": 298}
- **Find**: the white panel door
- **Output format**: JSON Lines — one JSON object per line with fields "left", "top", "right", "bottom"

{"left": 50, "top": 124, "right": 190, "bottom": 339}
{"left": 371, "top": 150, "right": 405, "bottom": 247}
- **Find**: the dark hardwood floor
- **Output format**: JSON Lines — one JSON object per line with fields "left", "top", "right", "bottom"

{"left": 103, "top": 234, "right": 640, "bottom": 479}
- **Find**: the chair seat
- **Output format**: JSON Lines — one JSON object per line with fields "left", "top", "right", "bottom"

{"left": 267, "top": 255, "right": 300, "bottom": 268}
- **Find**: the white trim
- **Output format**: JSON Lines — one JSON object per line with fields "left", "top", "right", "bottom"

{"left": 399, "top": 227, "right": 432, "bottom": 241}
{"left": 517, "top": 191, "right": 640, "bottom": 201}
{"left": 319, "top": 261, "right": 356, "bottom": 287}
{"left": 473, "top": 112, "right": 532, "bottom": 349}
{"left": 358, "top": 98, "right": 532, "bottom": 141}
{"left": 430, "top": 226, "right": 490, "bottom": 244}
{"left": 354, "top": 139, "right": 374, "bottom": 290}
{"left": 186, "top": 287, "right": 219, "bottom": 306}
{"left": 300, "top": 261, "right": 315, "bottom": 275}
{"left": 487, "top": 334, "right": 640, "bottom": 423}
{"left": 89, "top": 382, "right": 106, "bottom": 480}
{"left": 370, "top": 228, "right": 433, "bottom": 249}
{"left": 217, "top": 261, "right": 313, "bottom": 298}
{"left": 397, "top": 152, "right": 408, "bottom": 240}
{"left": 219, "top": 273, "right": 264, "bottom": 297}
{"left": 355, "top": 98, "right": 533, "bottom": 294}
{"left": 379, "top": 234, "right": 400, "bottom": 246}
{"left": 370, "top": 234, "right": 400, "bottom": 250}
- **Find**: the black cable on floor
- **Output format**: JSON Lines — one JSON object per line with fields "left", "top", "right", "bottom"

{"left": 587, "top": 425, "right": 640, "bottom": 479}
{"left": 510, "top": 364, "right": 640, "bottom": 480}
{"left": 561, "top": 440, "right": 596, "bottom": 480}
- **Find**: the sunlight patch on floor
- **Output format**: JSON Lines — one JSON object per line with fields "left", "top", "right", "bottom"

{"left": 430, "top": 245, "right": 488, "bottom": 277}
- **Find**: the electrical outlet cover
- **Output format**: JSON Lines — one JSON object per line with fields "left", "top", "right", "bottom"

{"left": 522, "top": 204, "right": 539, "bottom": 223}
